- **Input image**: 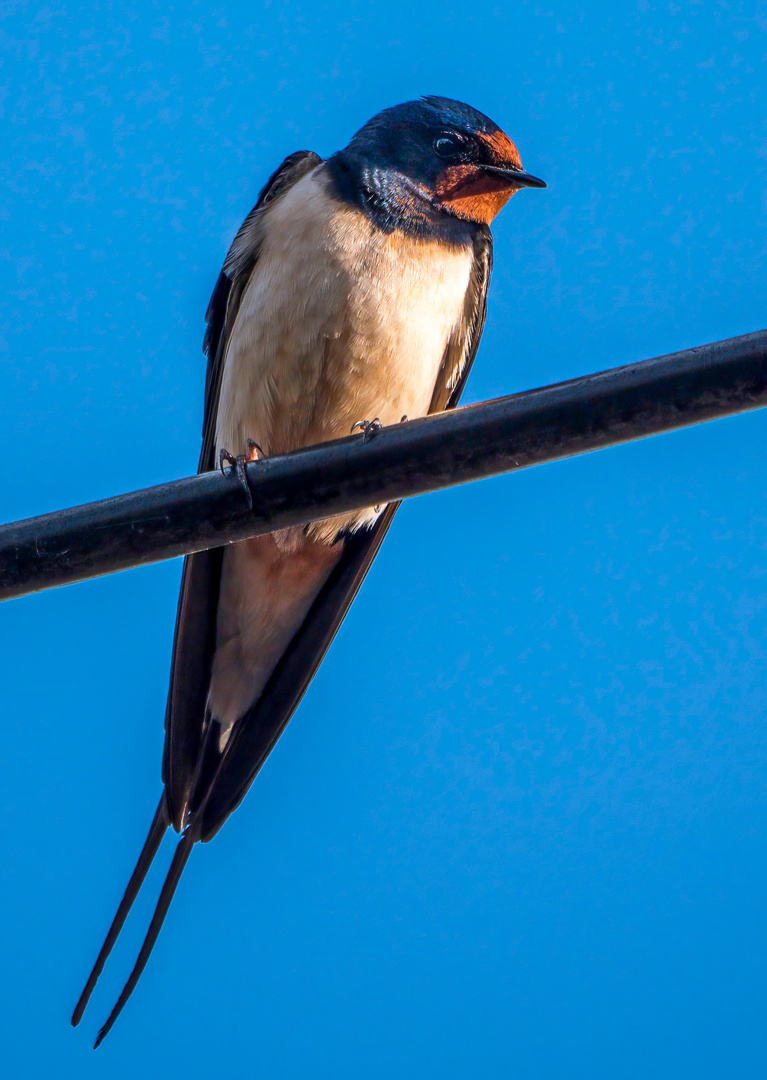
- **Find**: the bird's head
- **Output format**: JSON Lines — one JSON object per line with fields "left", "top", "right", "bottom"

{"left": 334, "top": 96, "right": 546, "bottom": 228}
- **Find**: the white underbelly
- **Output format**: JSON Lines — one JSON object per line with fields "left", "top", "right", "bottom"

{"left": 215, "top": 169, "right": 474, "bottom": 538}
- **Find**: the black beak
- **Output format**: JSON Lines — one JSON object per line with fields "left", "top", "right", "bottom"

{"left": 482, "top": 165, "right": 547, "bottom": 189}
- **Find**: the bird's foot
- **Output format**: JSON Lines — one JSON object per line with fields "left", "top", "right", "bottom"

{"left": 245, "top": 438, "right": 266, "bottom": 461}
{"left": 350, "top": 417, "right": 383, "bottom": 442}
{"left": 218, "top": 439, "right": 266, "bottom": 511}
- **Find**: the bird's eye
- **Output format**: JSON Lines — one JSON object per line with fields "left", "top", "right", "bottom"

{"left": 434, "top": 133, "right": 463, "bottom": 158}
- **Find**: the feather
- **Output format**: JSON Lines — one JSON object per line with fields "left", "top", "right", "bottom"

{"left": 164, "top": 150, "right": 323, "bottom": 828}
{"left": 73, "top": 151, "right": 323, "bottom": 1034}
{"left": 76, "top": 155, "right": 494, "bottom": 1042}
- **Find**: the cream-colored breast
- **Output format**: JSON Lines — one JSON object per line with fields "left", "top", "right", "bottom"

{"left": 215, "top": 167, "right": 475, "bottom": 539}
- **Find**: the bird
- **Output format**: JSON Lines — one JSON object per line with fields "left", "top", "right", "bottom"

{"left": 71, "top": 95, "right": 546, "bottom": 1046}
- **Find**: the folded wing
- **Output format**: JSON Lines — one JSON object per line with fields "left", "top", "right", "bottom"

{"left": 74, "top": 149, "right": 492, "bottom": 1042}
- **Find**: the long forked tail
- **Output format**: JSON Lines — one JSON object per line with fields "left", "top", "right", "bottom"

{"left": 72, "top": 796, "right": 170, "bottom": 1027}
{"left": 93, "top": 828, "right": 196, "bottom": 1048}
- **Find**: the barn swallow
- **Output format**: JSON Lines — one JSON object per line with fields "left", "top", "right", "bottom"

{"left": 71, "top": 95, "right": 545, "bottom": 1045}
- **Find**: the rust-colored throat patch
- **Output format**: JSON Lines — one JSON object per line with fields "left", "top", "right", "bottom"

{"left": 435, "top": 164, "right": 520, "bottom": 224}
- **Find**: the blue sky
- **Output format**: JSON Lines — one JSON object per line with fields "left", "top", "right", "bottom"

{"left": 1, "top": 1, "right": 767, "bottom": 1077}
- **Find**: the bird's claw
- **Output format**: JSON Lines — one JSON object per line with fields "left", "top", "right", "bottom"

{"left": 219, "top": 449, "right": 239, "bottom": 479}
{"left": 351, "top": 417, "right": 383, "bottom": 441}
{"left": 218, "top": 440, "right": 266, "bottom": 511}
